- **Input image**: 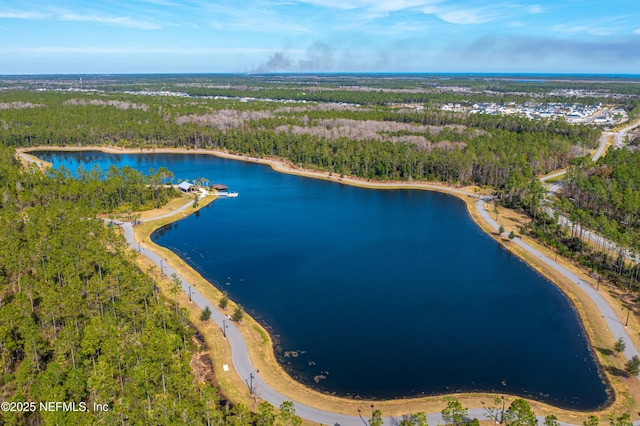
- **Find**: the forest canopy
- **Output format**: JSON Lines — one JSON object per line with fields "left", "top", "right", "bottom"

{"left": 0, "top": 146, "right": 301, "bottom": 425}
{"left": 0, "top": 89, "right": 601, "bottom": 197}
{"left": 1, "top": 74, "right": 639, "bottom": 424}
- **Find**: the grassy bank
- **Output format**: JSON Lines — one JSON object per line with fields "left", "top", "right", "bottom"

{"left": 24, "top": 145, "right": 640, "bottom": 422}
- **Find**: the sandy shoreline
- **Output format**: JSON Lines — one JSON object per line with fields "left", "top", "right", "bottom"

{"left": 18, "top": 144, "right": 481, "bottom": 195}
{"left": 18, "top": 145, "right": 639, "bottom": 421}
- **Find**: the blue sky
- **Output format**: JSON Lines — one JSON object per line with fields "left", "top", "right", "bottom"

{"left": 1, "top": 0, "right": 639, "bottom": 74}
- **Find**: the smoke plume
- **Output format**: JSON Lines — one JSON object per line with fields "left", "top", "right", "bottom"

{"left": 253, "top": 42, "right": 335, "bottom": 73}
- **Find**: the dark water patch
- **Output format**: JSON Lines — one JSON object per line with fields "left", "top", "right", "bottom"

{"left": 33, "top": 150, "right": 610, "bottom": 409}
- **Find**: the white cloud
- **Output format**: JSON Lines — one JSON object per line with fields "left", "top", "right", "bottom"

{"left": 436, "top": 9, "right": 494, "bottom": 24}
{"left": 138, "top": 0, "right": 182, "bottom": 6}
{"left": 372, "top": 0, "right": 442, "bottom": 12}
{"left": 367, "top": 19, "right": 428, "bottom": 35}
{"left": 551, "top": 23, "right": 612, "bottom": 36}
{"left": 551, "top": 15, "right": 634, "bottom": 37}
{"left": 527, "top": 5, "right": 544, "bottom": 14}
{"left": 423, "top": 4, "right": 500, "bottom": 25}
{"left": 634, "top": 28, "right": 640, "bottom": 35}
{"left": 209, "top": 17, "right": 309, "bottom": 34}
{"left": 201, "top": 1, "right": 311, "bottom": 34}
{"left": 295, "top": 0, "right": 440, "bottom": 12}
{"left": 0, "top": 8, "right": 162, "bottom": 30}
{"left": 0, "top": 10, "right": 47, "bottom": 20}
{"left": 0, "top": 46, "right": 277, "bottom": 55}
{"left": 60, "top": 13, "right": 161, "bottom": 30}
{"left": 420, "top": 2, "right": 551, "bottom": 26}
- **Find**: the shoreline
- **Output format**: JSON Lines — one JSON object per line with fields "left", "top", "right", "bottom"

{"left": 18, "top": 145, "right": 639, "bottom": 421}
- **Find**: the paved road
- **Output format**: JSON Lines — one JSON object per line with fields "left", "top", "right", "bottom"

{"left": 124, "top": 218, "right": 584, "bottom": 426}
{"left": 539, "top": 129, "right": 609, "bottom": 187}
{"left": 592, "top": 131, "right": 611, "bottom": 162}
{"left": 121, "top": 200, "right": 494, "bottom": 425}
{"left": 540, "top": 120, "right": 637, "bottom": 187}
{"left": 553, "top": 213, "right": 640, "bottom": 263}
{"left": 121, "top": 203, "right": 383, "bottom": 426}
{"left": 119, "top": 195, "right": 625, "bottom": 426}
{"left": 140, "top": 198, "right": 195, "bottom": 223}
{"left": 540, "top": 121, "right": 640, "bottom": 262}
{"left": 21, "top": 148, "right": 637, "bottom": 424}
{"left": 477, "top": 198, "right": 640, "bottom": 366}
{"left": 612, "top": 121, "right": 640, "bottom": 150}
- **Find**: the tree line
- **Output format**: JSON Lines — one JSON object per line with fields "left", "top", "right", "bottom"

{"left": 562, "top": 149, "right": 640, "bottom": 251}
{"left": 0, "top": 90, "right": 600, "bottom": 198}
{"left": 0, "top": 145, "right": 304, "bottom": 425}
{"left": 523, "top": 149, "right": 640, "bottom": 291}
{"left": 367, "top": 396, "right": 627, "bottom": 426}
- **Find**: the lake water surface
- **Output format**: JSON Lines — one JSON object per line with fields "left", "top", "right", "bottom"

{"left": 34, "top": 150, "right": 609, "bottom": 409}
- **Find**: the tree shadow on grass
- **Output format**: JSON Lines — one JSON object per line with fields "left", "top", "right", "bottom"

{"left": 596, "top": 347, "right": 614, "bottom": 356}
{"left": 605, "top": 365, "right": 629, "bottom": 378}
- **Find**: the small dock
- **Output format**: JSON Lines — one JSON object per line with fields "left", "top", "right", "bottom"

{"left": 212, "top": 183, "right": 238, "bottom": 197}
{"left": 212, "top": 183, "right": 228, "bottom": 191}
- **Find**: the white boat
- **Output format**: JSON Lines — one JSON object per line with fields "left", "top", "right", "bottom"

{"left": 217, "top": 191, "right": 238, "bottom": 198}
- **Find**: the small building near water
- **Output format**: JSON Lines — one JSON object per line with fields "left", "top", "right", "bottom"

{"left": 177, "top": 181, "right": 195, "bottom": 193}
{"left": 212, "top": 183, "right": 228, "bottom": 191}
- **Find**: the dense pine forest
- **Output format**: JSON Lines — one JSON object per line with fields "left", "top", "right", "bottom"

{"left": 563, "top": 149, "right": 640, "bottom": 246}
{"left": 523, "top": 149, "right": 640, "bottom": 289}
{"left": 1, "top": 74, "right": 640, "bottom": 424}
{"left": 0, "top": 147, "right": 303, "bottom": 425}
{"left": 0, "top": 89, "right": 600, "bottom": 205}
{"left": 1, "top": 75, "right": 638, "bottom": 279}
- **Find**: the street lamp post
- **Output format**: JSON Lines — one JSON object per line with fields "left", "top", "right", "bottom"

{"left": 249, "top": 370, "right": 259, "bottom": 396}
{"left": 222, "top": 319, "right": 227, "bottom": 339}
{"left": 188, "top": 285, "right": 192, "bottom": 302}
{"left": 626, "top": 308, "right": 631, "bottom": 327}
{"left": 501, "top": 396, "right": 505, "bottom": 424}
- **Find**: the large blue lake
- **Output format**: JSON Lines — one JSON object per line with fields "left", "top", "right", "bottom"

{"left": 34, "top": 150, "right": 609, "bottom": 409}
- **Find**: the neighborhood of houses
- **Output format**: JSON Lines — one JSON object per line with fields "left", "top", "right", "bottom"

{"left": 30, "top": 82, "right": 630, "bottom": 128}
{"left": 441, "top": 102, "right": 628, "bottom": 126}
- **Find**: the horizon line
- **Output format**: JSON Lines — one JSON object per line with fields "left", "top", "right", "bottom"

{"left": 2, "top": 71, "right": 640, "bottom": 79}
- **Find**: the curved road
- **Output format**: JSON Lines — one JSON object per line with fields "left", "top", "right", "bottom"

{"left": 119, "top": 193, "right": 638, "bottom": 426}
{"left": 541, "top": 120, "right": 639, "bottom": 190}
{"left": 478, "top": 198, "right": 640, "bottom": 367}
{"left": 19, "top": 147, "right": 639, "bottom": 424}
{"left": 120, "top": 208, "right": 381, "bottom": 426}
{"left": 539, "top": 129, "right": 608, "bottom": 189}
{"left": 540, "top": 121, "right": 640, "bottom": 262}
